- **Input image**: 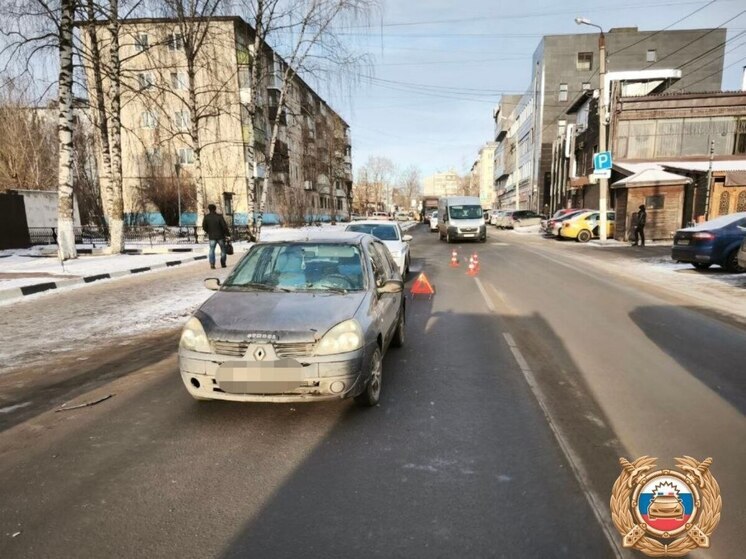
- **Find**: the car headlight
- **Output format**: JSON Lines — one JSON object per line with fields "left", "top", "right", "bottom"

{"left": 315, "top": 319, "right": 364, "bottom": 355}
{"left": 179, "top": 317, "right": 211, "bottom": 353}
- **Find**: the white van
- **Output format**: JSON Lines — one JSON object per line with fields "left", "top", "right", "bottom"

{"left": 437, "top": 196, "right": 487, "bottom": 243}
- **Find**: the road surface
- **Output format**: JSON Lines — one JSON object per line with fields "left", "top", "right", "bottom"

{"left": 1, "top": 225, "right": 743, "bottom": 558}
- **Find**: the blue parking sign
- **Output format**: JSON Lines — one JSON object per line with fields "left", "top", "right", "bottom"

{"left": 593, "top": 151, "right": 612, "bottom": 171}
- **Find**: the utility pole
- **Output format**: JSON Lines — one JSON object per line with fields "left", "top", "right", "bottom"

{"left": 576, "top": 17, "right": 608, "bottom": 241}
{"left": 703, "top": 139, "right": 715, "bottom": 220}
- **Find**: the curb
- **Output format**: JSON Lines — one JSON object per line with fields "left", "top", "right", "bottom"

{"left": 33, "top": 246, "right": 208, "bottom": 257}
{"left": 0, "top": 255, "right": 208, "bottom": 303}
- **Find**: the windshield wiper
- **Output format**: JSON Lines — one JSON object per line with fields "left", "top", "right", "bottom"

{"left": 232, "top": 282, "right": 291, "bottom": 292}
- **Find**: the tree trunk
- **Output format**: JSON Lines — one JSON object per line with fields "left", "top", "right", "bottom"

{"left": 245, "top": 0, "right": 264, "bottom": 241}
{"left": 86, "top": 0, "right": 114, "bottom": 234}
{"left": 56, "top": 0, "right": 77, "bottom": 261}
{"left": 187, "top": 64, "right": 206, "bottom": 240}
{"left": 106, "top": 0, "right": 125, "bottom": 253}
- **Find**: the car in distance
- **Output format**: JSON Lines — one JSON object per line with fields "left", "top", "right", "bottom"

{"left": 429, "top": 210, "right": 439, "bottom": 232}
{"left": 346, "top": 220, "right": 412, "bottom": 276}
{"left": 178, "top": 232, "right": 405, "bottom": 407}
{"left": 369, "top": 211, "right": 391, "bottom": 221}
{"left": 489, "top": 209, "right": 503, "bottom": 226}
{"left": 672, "top": 212, "right": 746, "bottom": 272}
{"left": 508, "top": 210, "right": 545, "bottom": 229}
{"left": 545, "top": 209, "right": 590, "bottom": 237}
{"left": 395, "top": 211, "right": 410, "bottom": 221}
{"left": 495, "top": 210, "right": 515, "bottom": 229}
{"left": 560, "top": 210, "right": 615, "bottom": 242}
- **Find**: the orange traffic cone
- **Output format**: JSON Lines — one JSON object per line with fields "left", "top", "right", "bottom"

{"left": 450, "top": 249, "right": 459, "bottom": 267}
{"left": 467, "top": 257, "right": 477, "bottom": 276}
{"left": 472, "top": 252, "right": 480, "bottom": 272}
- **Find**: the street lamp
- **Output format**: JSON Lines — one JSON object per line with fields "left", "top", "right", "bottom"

{"left": 174, "top": 161, "right": 183, "bottom": 228}
{"left": 576, "top": 16, "right": 609, "bottom": 242}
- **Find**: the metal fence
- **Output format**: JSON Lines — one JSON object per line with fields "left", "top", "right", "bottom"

{"left": 27, "top": 224, "right": 251, "bottom": 247}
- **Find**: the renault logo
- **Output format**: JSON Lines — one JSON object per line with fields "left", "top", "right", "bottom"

{"left": 253, "top": 347, "right": 266, "bottom": 361}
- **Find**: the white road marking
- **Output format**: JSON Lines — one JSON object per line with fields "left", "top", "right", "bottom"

{"left": 472, "top": 280, "right": 624, "bottom": 558}
{"left": 0, "top": 401, "right": 32, "bottom": 414}
{"left": 499, "top": 332, "right": 624, "bottom": 559}
{"left": 474, "top": 277, "right": 495, "bottom": 313}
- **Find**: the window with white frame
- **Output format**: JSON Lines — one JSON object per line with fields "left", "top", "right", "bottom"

{"left": 135, "top": 33, "right": 149, "bottom": 52}
{"left": 177, "top": 147, "right": 194, "bottom": 165}
{"left": 558, "top": 119, "right": 567, "bottom": 137}
{"left": 646, "top": 49, "right": 657, "bottom": 62}
{"left": 582, "top": 82, "right": 591, "bottom": 90}
{"left": 558, "top": 83, "right": 568, "bottom": 102}
{"left": 576, "top": 52, "right": 593, "bottom": 71}
{"left": 174, "top": 110, "right": 190, "bottom": 130}
{"left": 169, "top": 32, "right": 184, "bottom": 51}
{"left": 141, "top": 111, "right": 157, "bottom": 128}
{"left": 138, "top": 72, "right": 154, "bottom": 90}
{"left": 170, "top": 71, "right": 187, "bottom": 90}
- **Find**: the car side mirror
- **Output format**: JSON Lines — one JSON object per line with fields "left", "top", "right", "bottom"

{"left": 377, "top": 279, "right": 403, "bottom": 295}
{"left": 204, "top": 278, "right": 221, "bottom": 291}
{"left": 402, "top": 234, "right": 413, "bottom": 242}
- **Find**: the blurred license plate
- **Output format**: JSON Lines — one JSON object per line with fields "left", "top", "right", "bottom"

{"left": 677, "top": 239, "right": 690, "bottom": 245}
{"left": 463, "top": 234, "right": 475, "bottom": 237}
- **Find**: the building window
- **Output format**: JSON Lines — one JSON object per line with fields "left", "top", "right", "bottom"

{"left": 141, "top": 111, "right": 157, "bottom": 129}
{"left": 558, "top": 119, "right": 567, "bottom": 137}
{"left": 582, "top": 82, "right": 591, "bottom": 90}
{"left": 168, "top": 32, "right": 184, "bottom": 51}
{"left": 558, "top": 83, "right": 568, "bottom": 102}
{"left": 737, "top": 191, "right": 746, "bottom": 212}
{"left": 138, "top": 72, "right": 154, "bottom": 90}
{"left": 645, "top": 195, "right": 665, "bottom": 210}
{"left": 718, "top": 191, "right": 730, "bottom": 215}
{"left": 646, "top": 49, "right": 657, "bottom": 62}
{"left": 174, "top": 110, "right": 190, "bottom": 131}
{"left": 734, "top": 118, "right": 746, "bottom": 154}
{"left": 170, "top": 71, "right": 187, "bottom": 90}
{"left": 177, "top": 147, "right": 194, "bottom": 165}
{"left": 576, "top": 52, "right": 593, "bottom": 71}
{"left": 135, "top": 33, "right": 149, "bottom": 52}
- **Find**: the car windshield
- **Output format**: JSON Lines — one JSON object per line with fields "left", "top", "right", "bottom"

{"left": 223, "top": 242, "right": 365, "bottom": 292}
{"left": 347, "top": 223, "right": 400, "bottom": 241}
{"left": 449, "top": 205, "right": 482, "bottom": 219}
{"left": 432, "top": 211, "right": 438, "bottom": 218}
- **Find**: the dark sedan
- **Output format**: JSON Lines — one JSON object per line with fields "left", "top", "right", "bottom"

{"left": 672, "top": 212, "right": 746, "bottom": 272}
{"left": 178, "top": 232, "right": 406, "bottom": 406}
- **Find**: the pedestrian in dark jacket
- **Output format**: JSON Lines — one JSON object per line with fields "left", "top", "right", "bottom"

{"left": 203, "top": 204, "right": 230, "bottom": 268}
{"left": 632, "top": 204, "right": 646, "bottom": 247}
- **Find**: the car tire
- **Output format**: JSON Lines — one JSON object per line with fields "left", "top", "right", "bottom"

{"left": 479, "top": 235, "right": 487, "bottom": 243}
{"left": 577, "top": 229, "right": 592, "bottom": 243}
{"left": 725, "top": 249, "right": 746, "bottom": 273}
{"left": 355, "top": 347, "right": 382, "bottom": 407}
{"left": 692, "top": 263, "right": 712, "bottom": 270}
{"left": 405, "top": 258, "right": 410, "bottom": 276}
{"left": 391, "top": 307, "right": 405, "bottom": 348}
{"left": 446, "top": 231, "right": 452, "bottom": 243}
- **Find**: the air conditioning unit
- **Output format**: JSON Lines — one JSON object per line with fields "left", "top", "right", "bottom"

{"left": 303, "top": 181, "right": 314, "bottom": 191}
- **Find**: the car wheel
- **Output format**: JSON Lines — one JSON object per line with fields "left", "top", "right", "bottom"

{"left": 446, "top": 231, "right": 452, "bottom": 243}
{"left": 355, "top": 347, "right": 382, "bottom": 407}
{"left": 692, "top": 263, "right": 712, "bottom": 270}
{"left": 391, "top": 307, "right": 405, "bottom": 348}
{"left": 405, "top": 258, "right": 410, "bottom": 276}
{"left": 724, "top": 250, "right": 746, "bottom": 273}
{"left": 577, "top": 229, "right": 592, "bottom": 243}
{"left": 479, "top": 235, "right": 487, "bottom": 243}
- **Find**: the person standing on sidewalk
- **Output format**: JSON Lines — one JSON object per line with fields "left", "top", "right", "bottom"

{"left": 632, "top": 204, "right": 647, "bottom": 247}
{"left": 203, "top": 204, "right": 230, "bottom": 269}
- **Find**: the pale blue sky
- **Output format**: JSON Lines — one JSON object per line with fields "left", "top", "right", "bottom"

{"left": 341, "top": 0, "right": 746, "bottom": 177}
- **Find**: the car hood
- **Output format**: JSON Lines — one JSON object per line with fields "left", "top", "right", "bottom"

{"left": 195, "top": 290, "right": 366, "bottom": 342}
{"left": 381, "top": 239, "right": 406, "bottom": 253}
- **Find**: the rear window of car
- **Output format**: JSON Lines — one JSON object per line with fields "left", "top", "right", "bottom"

{"left": 347, "top": 223, "right": 400, "bottom": 241}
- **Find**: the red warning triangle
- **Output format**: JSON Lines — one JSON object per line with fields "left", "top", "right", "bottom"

{"left": 410, "top": 272, "right": 435, "bottom": 295}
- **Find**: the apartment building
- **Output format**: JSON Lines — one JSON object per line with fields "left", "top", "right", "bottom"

{"left": 472, "top": 142, "right": 497, "bottom": 208}
{"left": 423, "top": 170, "right": 460, "bottom": 197}
{"left": 504, "top": 27, "right": 726, "bottom": 213}
{"left": 82, "top": 16, "right": 352, "bottom": 226}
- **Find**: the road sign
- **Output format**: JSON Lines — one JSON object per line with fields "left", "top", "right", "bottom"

{"left": 591, "top": 170, "right": 611, "bottom": 180}
{"left": 593, "top": 151, "right": 612, "bottom": 172}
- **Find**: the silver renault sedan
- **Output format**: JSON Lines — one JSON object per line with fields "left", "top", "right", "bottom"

{"left": 178, "top": 232, "right": 405, "bottom": 407}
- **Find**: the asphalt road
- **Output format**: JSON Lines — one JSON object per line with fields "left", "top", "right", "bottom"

{"left": 1, "top": 225, "right": 743, "bottom": 558}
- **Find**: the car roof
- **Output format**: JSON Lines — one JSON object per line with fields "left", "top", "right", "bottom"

{"left": 259, "top": 230, "right": 368, "bottom": 244}
{"left": 347, "top": 220, "right": 399, "bottom": 227}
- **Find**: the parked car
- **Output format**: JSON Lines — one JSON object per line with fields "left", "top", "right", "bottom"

{"left": 560, "top": 211, "right": 615, "bottom": 242}
{"left": 495, "top": 210, "right": 515, "bottom": 229}
{"left": 346, "top": 220, "right": 412, "bottom": 276}
{"left": 671, "top": 212, "right": 746, "bottom": 272}
{"left": 545, "top": 209, "right": 591, "bottom": 237}
{"left": 738, "top": 237, "right": 746, "bottom": 270}
{"left": 369, "top": 211, "right": 391, "bottom": 221}
{"left": 178, "top": 232, "right": 405, "bottom": 406}
{"left": 509, "top": 210, "right": 545, "bottom": 229}
{"left": 395, "top": 212, "right": 410, "bottom": 221}
{"left": 429, "top": 210, "right": 439, "bottom": 232}
{"left": 541, "top": 208, "right": 585, "bottom": 233}
{"left": 489, "top": 209, "right": 503, "bottom": 226}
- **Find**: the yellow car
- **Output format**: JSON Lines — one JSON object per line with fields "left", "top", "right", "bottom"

{"left": 559, "top": 211, "right": 615, "bottom": 242}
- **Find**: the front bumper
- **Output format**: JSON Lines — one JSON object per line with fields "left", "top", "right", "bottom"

{"left": 448, "top": 225, "right": 486, "bottom": 240}
{"left": 179, "top": 346, "right": 367, "bottom": 402}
